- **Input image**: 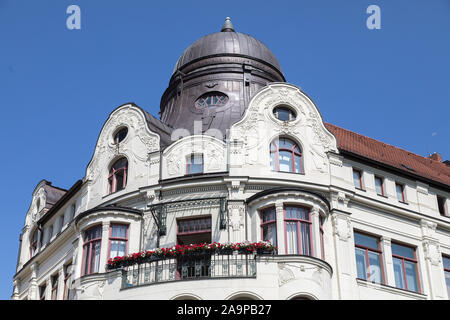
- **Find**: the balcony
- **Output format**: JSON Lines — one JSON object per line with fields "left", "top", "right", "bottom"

{"left": 121, "top": 252, "right": 257, "bottom": 289}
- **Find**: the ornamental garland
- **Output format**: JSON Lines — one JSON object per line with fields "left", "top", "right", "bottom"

{"left": 106, "top": 241, "right": 276, "bottom": 270}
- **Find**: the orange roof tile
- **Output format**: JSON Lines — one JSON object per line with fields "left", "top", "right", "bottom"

{"left": 325, "top": 123, "right": 450, "bottom": 188}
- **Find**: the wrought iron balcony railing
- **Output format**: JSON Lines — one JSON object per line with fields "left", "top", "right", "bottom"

{"left": 121, "top": 252, "right": 257, "bottom": 289}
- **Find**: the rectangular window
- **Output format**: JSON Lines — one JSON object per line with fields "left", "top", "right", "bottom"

{"left": 396, "top": 183, "right": 406, "bottom": 203}
{"left": 109, "top": 224, "right": 128, "bottom": 259}
{"left": 51, "top": 274, "right": 58, "bottom": 300}
{"left": 374, "top": 176, "right": 384, "bottom": 196}
{"left": 443, "top": 256, "right": 450, "bottom": 299}
{"left": 177, "top": 216, "right": 212, "bottom": 246}
{"left": 354, "top": 232, "right": 384, "bottom": 284}
{"left": 186, "top": 154, "right": 203, "bottom": 175}
{"left": 437, "top": 196, "right": 447, "bottom": 216}
{"left": 353, "top": 169, "right": 363, "bottom": 190}
{"left": 82, "top": 225, "right": 102, "bottom": 276}
{"left": 63, "top": 263, "right": 72, "bottom": 300}
{"left": 392, "top": 242, "right": 420, "bottom": 292}
{"left": 260, "top": 207, "right": 277, "bottom": 247}
{"left": 284, "top": 206, "right": 312, "bottom": 256}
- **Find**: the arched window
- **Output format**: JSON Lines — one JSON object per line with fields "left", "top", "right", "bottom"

{"left": 270, "top": 138, "right": 303, "bottom": 173}
{"left": 108, "top": 158, "right": 128, "bottom": 194}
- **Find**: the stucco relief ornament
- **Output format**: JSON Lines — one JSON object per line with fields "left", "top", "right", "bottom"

{"left": 423, "top": 240, "right": 442, "bottom": 266}
{"left": 278, "top": 263, "right": 295, "bottom": 286}
{"left": 167, "top": 153, "right": 181, "bottom": 176}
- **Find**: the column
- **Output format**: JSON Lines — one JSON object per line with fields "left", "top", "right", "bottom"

{"left": 311, "top": 206, "right": 322, "bottom": 260}
{"left": 99, "top": 221, "right": 110, "bottom": 273}
{"left": 380, "top": 236, "right": 395, "bottom": 286}
{"left": 11, "top": 279, "right": 19, "bottom": 300}
{"left": 275, "top": 202, "right": 285, "bottom": 254}
{"left": 57, "top": 268, "right": 64, "bottom": 300}
{"left": 28, "top": 263, "right": 39, "bottom": 300}
{"left": 331, "top": 212, "right": 357, "bottom": 299}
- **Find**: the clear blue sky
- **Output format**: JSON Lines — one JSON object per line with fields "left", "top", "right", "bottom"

{"left": 1, "top": 0, "right": 449, "bottom": 299}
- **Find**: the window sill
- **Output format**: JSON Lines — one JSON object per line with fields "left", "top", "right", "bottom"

{"left": 377, "top": 193, "right": 388, "bottom": 198}
{"left": 398, "top": 200, "right": 409, "bottom": 205}
{"left": 354, "top": 187, "right": 366, "bottom": 192}
{"left": 356, "top": 278, "right": 426, "bottom": 299}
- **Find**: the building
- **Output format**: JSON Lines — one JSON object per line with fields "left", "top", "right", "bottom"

{"left": 12, "top": 18, "right": 450, "bottom": 300}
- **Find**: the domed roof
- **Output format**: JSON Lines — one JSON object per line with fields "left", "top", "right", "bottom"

{"left": 172, "top": 17, "right": 283, "bottom": 75}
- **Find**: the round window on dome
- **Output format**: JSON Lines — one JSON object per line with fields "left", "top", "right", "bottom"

{"left": 273, "top": 106, "right": 296, "bottom": 121}
{"left": 195, "top": 92, "right": 229, "bottom": 109}
{"left": 114, "top": 127, "right": 128, "bottom": 144}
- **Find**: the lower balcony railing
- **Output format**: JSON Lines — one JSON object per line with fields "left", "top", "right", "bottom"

{"left": 121, "top": 253, "right": 257, "bottom": 289}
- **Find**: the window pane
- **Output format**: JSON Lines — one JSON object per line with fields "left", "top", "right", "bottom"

{"left": 445, "top": 271, "right": 450, "bottom": 299}
{"left": 279, "top": 138, "right": 294, "bottom": 149}
{"left": 396, "top": 184, "right": 404, "bottom": 201}
{"left": 263, "top": 224, "right": 277, "bottom": 246}
{"left": 116, "top": 170, "right": 124, "bottom": 191}
{"left": 444, "top": 256, "right": 450, "bottom": 270}
{"left": 353, "top": 170, "right": 362, "bottom": 188}
{"left": 391, "top": 243, "right": 415, "bottom": 259}
{"left": 404, "top": 261, "right": 419, "bottom": 292}
{"left": 294, "top": 155, "right": 302, "bottom": 173}
{"left": 301, "top": 223, "right": 311, "bottom": 256}
{"left": 368, "top": 251, "right": 382, "bottom": 283}
{"left": 393, "top": 257, "right": 406, "bottom": 289}
{"left": 279, "top": 151, "right": 292, "bottom": 172}
{"left": 375, "top": 177, "right": 383, "bottom": 195}
{"left": 354, "top": 232, "right": 379, "bottom": 250}
{"left": 276, "top": 108, "right": 292, "bottom": 121}
{"left": 355, "top": 248, "right": 367, "bottom": 280}
{"left": 91, "top": 241, "right": 101, "bottom": 274}
{"left": 286, "top": 222, "right": 298, "bottom": 254}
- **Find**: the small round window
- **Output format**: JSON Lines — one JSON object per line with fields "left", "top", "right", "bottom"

{"left": 195, "top": 92, "right": 229, "bottom": 109}
{"left": 114, "top": 127, "right": 128, "bottom": 144}
{"left": 273, "top": 106, "right": 296, "bottom": 121}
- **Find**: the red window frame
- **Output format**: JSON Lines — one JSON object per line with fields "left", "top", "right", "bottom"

{"left": 82, "top": 225, "right": 102, "bottom": 276}
{"left": 51, "top": 274, "right": 58, "bottom": 300}
{"left": 396, "top": 183, "right": 406, "bottom": 203}
{"left": 270, "top": 138, "right": 303, "bottom": 174}
{"left": 374, "top": 176, "right": 384, "bottom": 196}
{"left": 177, "top": 217, "right": 211, "bottom": 236}
{"left": 392, "top": 242, "right": 421, "bottom": 293}
{"left": 354, "top": 231, "right": 386, "bottom": 284}
{"left": 284, "top": 206, "right": 313, "bottom": 256}
{"left": 353, "top": 169, "right": 363, "bottom": 189}
{"left": 108, "top": 158, "right": 128, "bottom": 194}
{"left": 108, "top": 224, "right": 129, "bottom": 260}
{"left": 186, "top": 154, "right": 204, "bottom": 175}
{"left": 260, "top": 207, "right": 277, "bottom": 246}
{"left": 63, "top": 263, "right": 72, "bottom": 300}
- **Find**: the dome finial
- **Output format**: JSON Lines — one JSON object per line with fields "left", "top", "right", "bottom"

{"left": 221, "top": 17, "right": 235, "bottom": 32}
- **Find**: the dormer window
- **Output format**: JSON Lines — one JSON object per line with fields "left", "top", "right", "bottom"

{"left": 114, "top": 127, "right": 128, "bottom": 144}
{"left": 195, "top": 92, "right": 228, "bottom": 109}
{"left": 273, "top": 106, "right": 296, "bottom": 121}
{"left": 270, "top": 137, "right": 303, "bottom": 174}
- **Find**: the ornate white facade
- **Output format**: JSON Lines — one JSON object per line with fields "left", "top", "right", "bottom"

{"left": 12, "top": 21, "right": 450, "bottom": 301}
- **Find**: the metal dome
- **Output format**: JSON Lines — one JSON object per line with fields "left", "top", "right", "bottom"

{"left": 172, "top": 19, "right": 283, "bottom": 76}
